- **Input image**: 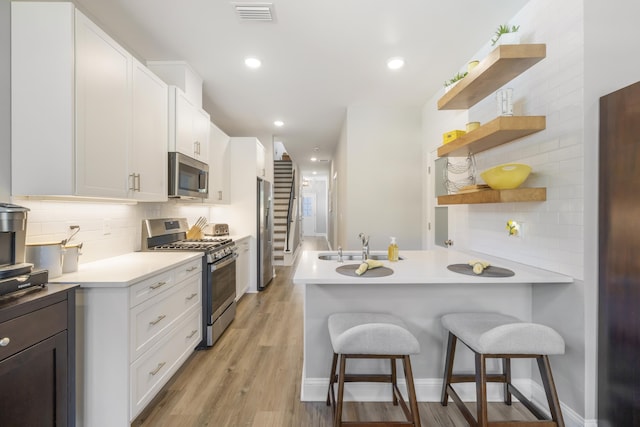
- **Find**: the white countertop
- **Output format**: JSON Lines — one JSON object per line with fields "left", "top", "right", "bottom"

{"left": 50, "top": 251, "right": 203, "bottom": 288}
{"left": 293, "top": 248, "right": 573, "bottom": 285}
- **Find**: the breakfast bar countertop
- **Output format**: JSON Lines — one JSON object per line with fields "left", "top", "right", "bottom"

{"left": 293, "top": 248, "right": 573, "bottom": 285}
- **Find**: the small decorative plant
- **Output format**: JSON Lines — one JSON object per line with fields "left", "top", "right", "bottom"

{"left": 491, "top": 24, "right": 520, "bottom": 46}
{"left": 444, "top": 71, "right": 468, "bottom": 88}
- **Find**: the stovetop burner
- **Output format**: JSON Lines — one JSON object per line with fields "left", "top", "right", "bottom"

{"left": 141, "top": 218, "right": 236, "bottom": 263}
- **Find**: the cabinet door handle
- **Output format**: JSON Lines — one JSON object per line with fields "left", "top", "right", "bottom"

{"left": 186, "top": 292, "right": 198, "bottom": 300}
{"left": 149, "top": 281, "right": 167, "bottom": 290}
{"left": 149, "top": 314, "right": 167, "bottom": 325}
{"left": 186, "top": 266, "right": 198, "bottom": 272}
{"left": 135, "top": 173, "right": 141, "bottom": 192}
{"left": 149, "top": 362, "right": 166, "bottom": 376}
{"left": 186, "top": 329, "right": 198, "bottom": 339}
{"left": 0, "top": 337, "right": 10, "bottom": 347}
{"left": 129, "top": 173, "right": 136, "bottom": 191}
{"left": 218, "top": 191, "right": 223, "bottom": 201}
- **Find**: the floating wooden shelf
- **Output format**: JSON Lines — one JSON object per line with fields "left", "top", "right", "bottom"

{"left": 438, "top": 44, "right": 546, "bottom": 110}
{"left": 437, "top": 116, "right": 546, "bottom": 157}
{"left": 438, "top": 188, "right": 546, "bottom": 205}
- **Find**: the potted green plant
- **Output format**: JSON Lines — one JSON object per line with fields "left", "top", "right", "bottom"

{"left": 491, "top": 24, "right": 520, "bottom": 46}
{"left": 444, "top": 71, "right": 468, "bottom": 92}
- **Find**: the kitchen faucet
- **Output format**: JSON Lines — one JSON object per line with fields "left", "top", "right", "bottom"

{"left": 358, "top": 233, "right": 370, "bottom": 260}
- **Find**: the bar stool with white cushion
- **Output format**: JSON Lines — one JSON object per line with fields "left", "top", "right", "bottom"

{"left": 327, "top": 312, "right": 421, "bottom": 427}
{"left": 440, "top": 312, "right": 565, "bottom": 427}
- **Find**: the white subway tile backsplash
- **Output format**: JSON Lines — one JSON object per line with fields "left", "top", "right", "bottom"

{"left": 424, "top": 0, "right": 585, "bottom": 280}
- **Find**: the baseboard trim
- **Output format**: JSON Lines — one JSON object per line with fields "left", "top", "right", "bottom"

{"left": 302, "top": 377, "right": 587, "bottom": 427}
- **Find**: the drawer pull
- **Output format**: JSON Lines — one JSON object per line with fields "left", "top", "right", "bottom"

{"left": 186, "top": 329, "right": 198, "bottom": 339}
{"left": 149, "top": 314, "right": 167, "bottom": 326}
{"left": 0, "top": 337, "right": 10, "bottom": 347}
{"left": 149, "top": 362, "right": 166, "bottom": 376}
{"left": 186, "top": 292, "right": 198, "bottom": 300}
{"left": 186, "top": 266, "right": 198, "bottom": 272}
{"left": 149, "top": 281, "right": 167, "bottom": 290}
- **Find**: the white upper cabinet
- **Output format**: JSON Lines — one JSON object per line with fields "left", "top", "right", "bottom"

{"left": 131, "top": 59, "right": 169, "bottom": 201}
{"left": 169, "top": 87, "right": 210, "bottom": 162}
{"left": 207, "top": 122, "right": 231, "bottom": 204}
{"left": 11, "top": 3, "right": 168, "bottom": 201}
{"left": 75, "top": 10, "right": 131, "bottom": 198}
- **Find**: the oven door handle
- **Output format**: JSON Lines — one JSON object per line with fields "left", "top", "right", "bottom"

{"left": 210, "top": 253, "right": 238, "bottom": 271}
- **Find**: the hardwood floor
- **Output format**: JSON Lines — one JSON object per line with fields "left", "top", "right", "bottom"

{"left": 133, "top": 237, "right": 536, "bottom": 427}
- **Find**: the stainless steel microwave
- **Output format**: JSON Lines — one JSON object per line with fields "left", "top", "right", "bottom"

{"left": 168, "top": 152, "right": 209, "bottom": 199}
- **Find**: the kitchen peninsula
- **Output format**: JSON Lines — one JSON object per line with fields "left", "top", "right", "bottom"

{"left": 293, "top": 248, "right": 573, "bottom": 402}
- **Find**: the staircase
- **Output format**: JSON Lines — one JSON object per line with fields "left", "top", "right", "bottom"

{"left": 273, "top": 160, "right": 293, "bottom": 265}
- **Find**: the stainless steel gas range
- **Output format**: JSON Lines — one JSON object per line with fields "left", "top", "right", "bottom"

{"left": 141, "top": 218, "right": 237, "bottom": 347}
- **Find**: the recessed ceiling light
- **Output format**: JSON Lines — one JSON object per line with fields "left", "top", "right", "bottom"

{"left": 310, "top": 157, "right": 317, "bottom": 162}
{"left": 274, "top": 120, "right": 284, "bottom": 127}
{"left": 387, "top": 57, "right": 405, "bottom": 70}
{"left": 312, "top": 171, "right": 317, "bottom": 175}
{"left": 245, "top": 57, "right": 262, "bottom": 69}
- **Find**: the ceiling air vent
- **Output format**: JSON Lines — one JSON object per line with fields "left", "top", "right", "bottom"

{"left": 232, "top": 2, "right": 275, "bottom": 22}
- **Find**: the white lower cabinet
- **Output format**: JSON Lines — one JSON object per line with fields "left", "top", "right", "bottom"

{"left": 76, "top": 256, "right": 202, "bottom": 427}
{"left": 131, "top": 308, "right": 201, "bottom": 418}
{"left": 235, "top": 237, "right": 251, "bottom": 299}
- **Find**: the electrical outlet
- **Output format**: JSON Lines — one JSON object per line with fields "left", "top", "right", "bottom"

{"left": 506, "top": 220, "right": 524, "bottom": 238}
{"left": 103, "top": 219, "right": 112, "bottom": 235}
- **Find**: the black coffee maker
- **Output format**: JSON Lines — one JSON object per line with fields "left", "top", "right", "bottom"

{"left": 0, "top": 203, "right": 47, "bottom": 296}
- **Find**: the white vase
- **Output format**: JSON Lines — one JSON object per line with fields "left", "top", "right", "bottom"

{"left": 444, "top": 80, "right": 459, "bottom": 93}
{"left": 495, "top": 32, "right": 521, "bottom": 46}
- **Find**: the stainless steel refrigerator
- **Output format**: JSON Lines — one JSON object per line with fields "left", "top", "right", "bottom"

{"left": 257, "top": 178, "right": 274, "bottom": 290}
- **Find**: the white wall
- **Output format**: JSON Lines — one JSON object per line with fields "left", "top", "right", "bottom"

{"left": 1, "top": 1, "right": 10, "bottom": 202}
{"left": 339, "top": 106, "right": 422, "bottom": 251}
{"left": 583, "top": 1, "right": 640, "bottom": 423}
{"left": 330, "top": 120, "right": 348, "bottom": 250}
{"left": 422, "top": 0, "right": 588, "bottom": 419}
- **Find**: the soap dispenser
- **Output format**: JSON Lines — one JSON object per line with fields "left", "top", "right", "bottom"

{"left": 388, "top": 237, "right": 399, "bottom": 262}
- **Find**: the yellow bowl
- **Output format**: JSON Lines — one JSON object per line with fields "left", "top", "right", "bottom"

{"left": 480, "top": 163, "right": 531, "bottom": 190}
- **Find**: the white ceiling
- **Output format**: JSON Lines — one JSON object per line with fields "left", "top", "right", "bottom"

{"left": 72, "top": 0, "right": 528, "bottom": 176}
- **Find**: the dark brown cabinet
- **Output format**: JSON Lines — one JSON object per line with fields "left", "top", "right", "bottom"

{"left": 0, "top": 284, "right": 78, "bottom": 427}
{"left": 598, "top": 80, "right": 640, "bottom": 426}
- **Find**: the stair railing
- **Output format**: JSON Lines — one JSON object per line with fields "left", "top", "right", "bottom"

{"left": 285, "top": 169, "right": 296, "bottom": 252}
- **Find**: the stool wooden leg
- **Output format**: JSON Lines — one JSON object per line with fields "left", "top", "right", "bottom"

{"left": 441, "top": 332, "right": 457, "bottom": 406}
{"left": 334, "top": 354, "right": 346, "bottom": 427}
{"left": 503, "top": 357, "right": 512, "bottom": 405}
{"left": 403, "top": 355, "right": 421, "bottom": 427}
{"left": 538, "top": 355, "right": 565, "bottom": 427}
{"left": 327, "top": 352, "right": 338, "bottom": 406}
{"left": 475, "top": 353, "right": 488, "bottom": 427}
{"left": 391, "top": 358, "right": 398, "bottom": 405}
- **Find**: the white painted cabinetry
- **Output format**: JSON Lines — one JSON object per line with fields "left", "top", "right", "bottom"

{"left": 131, "top": 59, "right": 169, "bottom": 201}
{"left": 11, "top": 3, "right": 168, "bottom": 201}
{"left": 169, "top": 86, "right": 210, "bottom": 162}
{"left": 76, "top": 256, "right": 202, "bottom": 427}
{"left": 74, "top": 10, "right": 130, "bottom": 198}
{"left": 207, "top": 122, "right": 231, "bottom": 204}
{"left": 228, "top": 137, "right": 270, "bottom": 292}
{"left": 235, "top": 236, "right": 251, "bottom": 298}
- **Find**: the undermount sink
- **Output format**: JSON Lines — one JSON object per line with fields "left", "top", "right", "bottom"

{"left": 318, "top": 253, "right": 404, "bottom": 261}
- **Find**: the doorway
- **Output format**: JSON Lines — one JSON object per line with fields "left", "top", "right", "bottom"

{"left": 302, "top": 193, "right": 317, "bottom": 236}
